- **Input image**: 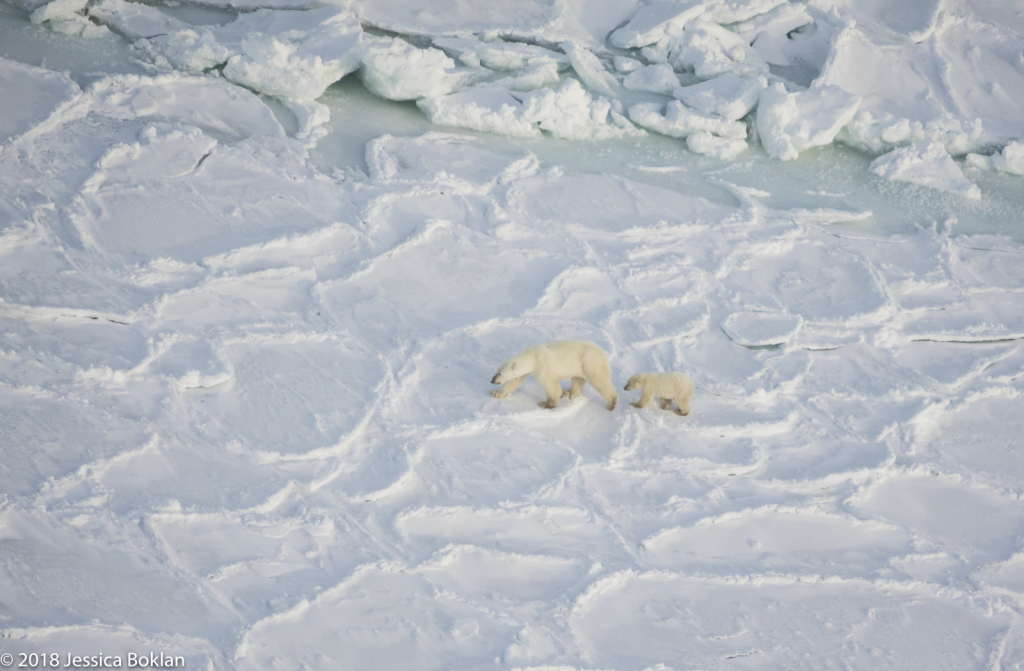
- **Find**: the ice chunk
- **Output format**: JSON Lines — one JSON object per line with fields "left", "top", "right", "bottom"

{"left": 622, "top": 64, "right": 680, "bottom": 95}
{"left": 418, "top": 87, "right": 541, "bottom": 139}
{"left": 47, "top": 13, "right": 111, "bottom": 37}
{"left": 492, "top": 62, "right": 561, "bottom": 92}
{"left": 154, "top": 29, "right": 233, "bottom": 73}
{"left": 520, "top": 79, "right": 643, "bottom": 140}
{"left": 563, "top": 41, "right": 619, "bottom": 97}
{"left": 674, "top": 73, "right": 767, "bottom": 121}
{"left": 672, "top": 19, "right": 770, "bottom": 79}
{"left": 756, "top": 82, "right": 861, "bottom": 160}
{"left": 608, "top": 1, "right": 706, "bottom": 49}
{"left": 869, "top": 141, "right": 981, "bottom": 200}
{"left": 838, "top": 110, "right": 985, "bottom": 156}
{"left": 610, "top": 0, "right": 790, "bottom": 50}
{"left": 360, "top": 37, "right": 480, "bottom": 101}
{"left": 89, "top": 0, "right": 189, "bottom": 39}
{"left": 629, "top": 100, "right": 747, "bottom": 140}
{"left": 733, "top": 3, "right": 814, "bottom": 67}
{"left": 349, "top": 0, "right": 570, "bottom": 45}
{"left": 124, "top": 6, "right": 363, "bottom": 100}
{"left": 29, "top": 0, "right": 86, "bottom": 23}
{"left": 284, "top": 100, "right": 331, "bottom": 145}
{"left": 965, "top": 141, "right": 1024, "bottom": 176}
{"left": 815, "top": 20, "right": 1024, "bottom": 148}
{"left": 686, "top": 130, "right": 747, "bottom": 159}
{"left": 702, "top": 0, "right": 789, "bottom": 24}
{"left": 220, "top": 8, "right": 362, "bottom": 100}
{"left": 432, "top": 37, "right": 567, "bottom": 72}
{"left": 614, "top": 55, "right": 642, "bottom": 73}
{"left": 224, "top": 36, "right": 351, "bottom": 101}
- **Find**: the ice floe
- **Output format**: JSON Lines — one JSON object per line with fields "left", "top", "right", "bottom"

{"left": 966, "top": 140, "right": 1024, "bottom": 176}
{"left": 869, "top": 140, "right": 982, "bottom": 200}
{"left": 3, "top": 1, "right": 1024, "bottom": 668}
{"left": 630, "top": 99, "right": 747, "bottom": 140}
{"left": 756, "top": 82, "right": 861, "bottom": 160}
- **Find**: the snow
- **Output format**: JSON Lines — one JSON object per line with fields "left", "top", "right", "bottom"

{"left": 3, "top": 0, "right": 1024, "bottom": 668}
{"left": 0, "top": 56, "right": 80, "bottom": 144}
{"left": 870, "top": 141, "right": 982, "bottom": 200}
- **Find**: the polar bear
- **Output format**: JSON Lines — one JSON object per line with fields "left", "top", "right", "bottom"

{"left": 490, "top": 340, "right": 618, "bottom": 411}
{"left": 623, "top": 372, "right": 694, "bottom": 416}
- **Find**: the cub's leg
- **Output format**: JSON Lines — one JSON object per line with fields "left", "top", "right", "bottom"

{"left": 490, "top": 375, "right": 527, "bottom": 399}
{"left": 561, "top": 376, "right": 586, "bottom": 399}
{"left": 630, "top": 389, "right": 653, "bottom": 409}
{"left": 537, "top": 375, "right": 564, "bottom": 409}
{"left": 659, "top": 398, "right": 672, "bottom": 410}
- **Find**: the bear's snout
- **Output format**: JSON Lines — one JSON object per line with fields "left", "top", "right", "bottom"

{"left": 491, "top": 374, "right": 501, "bottom": 385}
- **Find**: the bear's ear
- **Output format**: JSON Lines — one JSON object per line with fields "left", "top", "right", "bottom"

{"left": 510, "top": 362, "right": 518, "bottom": 370}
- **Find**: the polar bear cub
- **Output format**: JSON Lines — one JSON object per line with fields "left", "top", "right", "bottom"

{"left": 623, "top": 372, "right": 694, "bottom": 416}
{"left": 490, "top": 340, "right": 618, "bottom": 411}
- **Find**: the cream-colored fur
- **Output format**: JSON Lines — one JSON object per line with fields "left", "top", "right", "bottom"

{"left": 490, "top": 340, "right": 618, "bottom": 411}
{"left": 623, "top": 372, "right": 694, "bottom": 416}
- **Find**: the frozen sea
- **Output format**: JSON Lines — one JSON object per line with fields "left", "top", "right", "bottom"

{"left": 2, "top": 0, "right": 1024, "bottom": 669}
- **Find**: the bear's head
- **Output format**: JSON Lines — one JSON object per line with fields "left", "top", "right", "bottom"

{"left": 623, "top": 373, "right": 643, "bottom": 391}
{"left": 491, "top": 360, "right": 520, "bottom": 385}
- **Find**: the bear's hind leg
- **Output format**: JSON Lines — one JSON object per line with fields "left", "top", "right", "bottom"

{"left": 562, "top": 376, "right": 586, "bottom": 399}
{"left": 538, "top": 375, "right": 563, "bottom": 409}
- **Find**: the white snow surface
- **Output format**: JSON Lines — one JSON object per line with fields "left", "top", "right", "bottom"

{"left": 3, "top": 0, "right": 1024, "bottom": 669}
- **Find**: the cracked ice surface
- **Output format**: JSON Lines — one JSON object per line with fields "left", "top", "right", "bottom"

{"left": 2, "top": 1, "right": 1024, "bottom": 670}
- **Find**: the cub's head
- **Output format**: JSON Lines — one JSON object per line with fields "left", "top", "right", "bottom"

{"left": 623, "top": 373, "right": 643, "bottom": 391}
{"left": 491, "top": 360, "right": 520, "bottom": 385}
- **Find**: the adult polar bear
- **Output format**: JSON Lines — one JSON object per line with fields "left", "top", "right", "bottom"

{"left": 490, "top": 340, "right": 618, "bottom": 410}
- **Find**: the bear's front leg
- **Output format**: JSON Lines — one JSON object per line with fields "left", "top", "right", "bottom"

{"left": 674, "top": 398, "right": 690, "bottom": 416}
{"left": 659, "top": 398, "right": 672, "bottom": 410}
{"left": 490, "top": 375, "right": 526, "bottom": 399}
{"left": 630, "top": 390, "right": 653, "bottom": 409}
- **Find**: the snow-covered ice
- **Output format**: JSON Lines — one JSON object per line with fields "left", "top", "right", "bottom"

{"left": 3, "top": 0, "right": 1024, "bottom": 669}
{"left": 870, "top": 140, "right": 983, "bottom": 200}
{"left": 756, "top": 82, "right": 861, "bottom": 160}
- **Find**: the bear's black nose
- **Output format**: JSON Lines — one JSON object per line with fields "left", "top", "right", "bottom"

{"left": 491, "top": 375, "right": 500, "bottom": 384}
